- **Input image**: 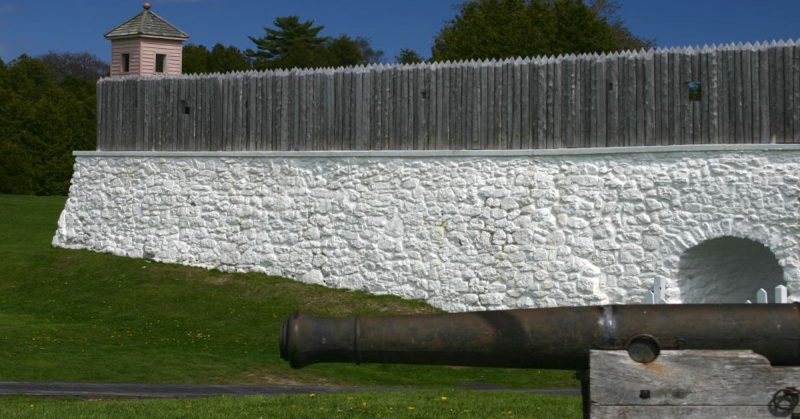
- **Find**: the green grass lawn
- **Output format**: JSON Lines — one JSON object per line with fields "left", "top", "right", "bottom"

{"left": 0, "top": 194, "right": 577, "bottom": 388}
{"left": 0, "top": 391, "right": 581, "bottom": 418}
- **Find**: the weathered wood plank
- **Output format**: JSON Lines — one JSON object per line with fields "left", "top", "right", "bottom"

{"left": 107, "top": 80, "right": 115, "bottom": 150}
{"left": 300, "top": 72, "right": 310, "bottom": 150}
{"left": 512, "top": 60, "right": 522, "bottom": 149}
{"left": 540, "top": 60, "right": 550, "bottom": 148}
{"left": 625, "top": 54, "right": 637, "bottom": 146}
{"left": 478, "top": 63, "right": 488, "bottom": 149}
{"left": 634, "top": 54, "right": 645, "bottom": 145}
{"left": 657, "top": 51, "right": 669, "bottom": 145}
{"left": 690, "top": 49, "right": 701, "bottom": 144}
{"left": 403, "top": 67, "right": 412, "bottom": 149}
{"left": 591, "top": 350, "right": 800, "bottom": 415}
{"left": 193, "top": 76, "right": 202, "bottom": 150}
{"left": 592, "top": 405, "right": 776, "bottom": 419}
{"left": 768, "top": 45, "right": 779, "bottom": 142}
{"left": 416, "top": 66, "right": 424, "bottom": 148}
{"left": 354, "top": 69, "right": 366, "bottom": 149}
{"left": 371, "top": 67, "right": 388, "bottom": 150}
{"left": 563, "top": 57, "right": 575, "bottom": 147}
{"left": 441, "top": 64, "right": 451, "bottom": 149}
{"left": 333, "top": 70, "right": 342, "bottom": 150}
{"left": 449, "top": 65, "right": 459, "bottom": 150}
{"left": 413, "top": 66, "right": 423, "bottom": 149}
{"left": 742, "top": 46, "right": 753, "bottom": 143}
{"left": 596, "top": 56, "right": 607, "bottom": 147}
{"left": 717, "top": 48, "right": 729, "bottom": 142}
{"left": 519, "top": 61, "right": 530, "bottom": 148}
{"left": 262, "top": 74, "right": 271, "bottom": 150}
{"left": 96, "top": 82, "right": 104, "bottom": 149}
{"left": 395, "top": 67, "right": 404, "bottom": 149}
{"left": 119, "top": 80, "right": 128, "bottom": 150}
{"left": 784, "top": 43, "right": 795, "bottom": 143}
{"left": 486, "top": 62, "right": 498, "bottom": 149}
{"left": 255, "top": 74, "right": 263, "bottom": 150}
{"left": 534, "top": 60, "right": 546, "bottom": 148}
{"left": 553, "top": 58, "right": 563, "bottom": 148}
{"left": 583, "top": 55, "right": 591, "bottom": 147}
{"left": 465, "top": 64, "right": 477, "bottom": 149}
{"left": 733, "top": 48, "right": 744, "bottom": 143}
{"left": 668, "top": 50, "right": 679, "bottom": 145}
{"left": 366, "top": 70, "right": 376, "bottom": 149}
{"left": 699, "top": 50, "right": 709, "bottom": 144}
{"left": 747, "top": 46, "right": 760, "bottom": 142}
{"left": 775, "top": 44, "right": 786, "bottom": 142}
{"left": 681, "top": 51, "right": 693, "bottom": 143}
{"left": 573, "top": 56, "right": 582, "bottom": 147}
{"left": 198, "top": 75, "right": 206, "bottom": 150}
{"left": 795, "top": 42, "right": 800, "bottom": 142}
{"left": 644, "top": 51, "right": 656, "bottom": 145}
{"left": 235, "top": 75, "right": 244, "bottom": 151}
{"left": 606, "top": 57, "right": 619, "bottom": 147}
{"left": 421, "top": 66, "right": 432, "bottom": 149}
{"left": 497, "top": 60, "right": 508, "bottom": 147}
{"left": 430, "top": 64, "right": 439, "bottom": 149}
{"left": 278, "top": 73, "right": 289, "bottom": 150}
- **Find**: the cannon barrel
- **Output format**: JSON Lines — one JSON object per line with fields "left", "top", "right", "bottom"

{"left": 280, "top": 303, "right": 800, "bottom": 369}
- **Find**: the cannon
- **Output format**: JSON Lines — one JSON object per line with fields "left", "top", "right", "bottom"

{"left": 280, "top": 303, "right": 800, "bottom": 369}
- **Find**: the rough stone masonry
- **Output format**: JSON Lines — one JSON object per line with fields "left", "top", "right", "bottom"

{"left": 53, "top": 145, "right": 800, "bottom": 311}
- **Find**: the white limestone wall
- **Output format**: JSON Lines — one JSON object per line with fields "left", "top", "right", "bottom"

{"left": 53, "top": 146, "right": 800, "bottom": 311}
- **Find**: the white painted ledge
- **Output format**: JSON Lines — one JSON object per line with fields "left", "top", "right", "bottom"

{"left": 75, "top": 143, "right": 800, "bottom": 158}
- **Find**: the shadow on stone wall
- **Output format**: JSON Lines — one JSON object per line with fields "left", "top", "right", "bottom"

{"left": 677, "top": 236, "right": 785, "bottom": 303}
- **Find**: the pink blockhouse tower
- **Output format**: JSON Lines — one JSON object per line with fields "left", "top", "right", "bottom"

{"left": 105, "top": 3, "right": 189, "bottom": 76}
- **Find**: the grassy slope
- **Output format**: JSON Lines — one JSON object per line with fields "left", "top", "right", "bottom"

{"left": 0, "top": 194, "right": 577, "bottom": 388}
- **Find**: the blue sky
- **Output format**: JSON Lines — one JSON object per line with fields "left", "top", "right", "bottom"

{"left": 0, "top": 1, "right": 798, "bottom": 63}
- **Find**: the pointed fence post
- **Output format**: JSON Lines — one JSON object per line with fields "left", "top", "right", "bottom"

{"left": 653, "top": 277, "right": 666, "bottom": 304}
{"left": 642, "top": 278, "right": 667, "bottom": 304}
{"left": 775, "top": 285, "right": 788, "bottom": 304}
{"left": 644, "top": 290, "right": 655, "bottom": 304}
{"left": 756, "top": 288, "right": 768, "bottom": 304}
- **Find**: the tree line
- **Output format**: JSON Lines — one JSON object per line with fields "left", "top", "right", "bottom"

{"left": 0, "top": 0, "right": 648, "bottom": 195}
{"left": 183, "top": 0, "right": 649, "bottom": 72}
{"left": 0, "top": 53, "right": 102, "bottom": 195}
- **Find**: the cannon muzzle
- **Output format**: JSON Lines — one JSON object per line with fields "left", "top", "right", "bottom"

{"left": 280, "top": 304, "right": 800, "bottom": 369}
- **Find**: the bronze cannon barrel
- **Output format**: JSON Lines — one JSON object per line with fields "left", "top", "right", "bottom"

{"left": 280, "top": 303, "right": 800, "bottom": 369}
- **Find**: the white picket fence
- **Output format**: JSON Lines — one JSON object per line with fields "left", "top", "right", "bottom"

{"left": 745, "top": 285, "right": 789, "bottom": 304}
{"left": 642, "top": 279, "right": 789, "bottom": 304}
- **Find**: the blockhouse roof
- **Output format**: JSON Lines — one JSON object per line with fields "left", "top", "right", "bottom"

{"left": 105, "top": 5, "right": 189, "bottom": 40}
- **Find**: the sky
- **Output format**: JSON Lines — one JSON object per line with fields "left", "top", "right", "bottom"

{"left": 0, "top": 0, "right": 799, "bottom": 63}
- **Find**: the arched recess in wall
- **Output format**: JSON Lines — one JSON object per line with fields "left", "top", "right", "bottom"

{"left": 676, "top": 236, "right": 785, "bottom": 303}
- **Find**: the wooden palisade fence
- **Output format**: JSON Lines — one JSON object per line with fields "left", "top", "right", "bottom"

{"left": 97, "top": 40, "right": 800, "bottom": 151}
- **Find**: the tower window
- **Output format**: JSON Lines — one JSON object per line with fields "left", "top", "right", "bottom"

{"left": 122, "top": 53, "right": 130, "bottom": 73}
{"left": 156, "top": 54, "right": 166, "bottom": 73}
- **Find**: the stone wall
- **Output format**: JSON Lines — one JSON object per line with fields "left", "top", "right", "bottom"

{"left": 53, "top": 145, "right": 800, "bottom": 311}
